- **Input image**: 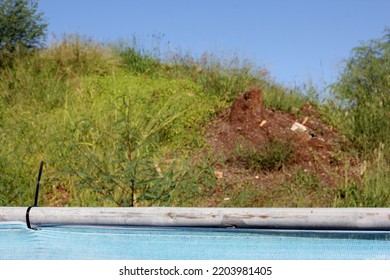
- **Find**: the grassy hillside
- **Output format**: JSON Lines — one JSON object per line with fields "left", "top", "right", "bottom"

{"left": 0, "top": 36, "right": 389, "bottom": 207}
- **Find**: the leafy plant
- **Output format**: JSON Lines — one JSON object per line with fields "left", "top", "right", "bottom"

{"left": 0, "top": 0, "right": 47, "bottom": 66}
{"left": 331, "top": 27, "right": 390, "bottom": 158}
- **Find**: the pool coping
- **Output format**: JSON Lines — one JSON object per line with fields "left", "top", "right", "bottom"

{"left": 1, "top": 207, "right": 390, "bottom": 230}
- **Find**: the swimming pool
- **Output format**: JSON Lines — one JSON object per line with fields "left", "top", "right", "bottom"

{"left": 1, "top": 207, "right": 390, "bottom": 260}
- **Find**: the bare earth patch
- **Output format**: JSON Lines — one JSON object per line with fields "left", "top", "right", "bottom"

{"left": 204, "top": 87, "right": 359, "bottom": 207}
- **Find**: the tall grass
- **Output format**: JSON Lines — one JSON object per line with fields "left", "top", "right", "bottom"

{"left": 57, "top": 74, "right": 217, "bottom": 206}
{"left": 2, "top": 34, "right": 387, "bottom": 207}
{"left": 0, "top": 34, "right": 118, "bottom": 108}
{"left": 0, "top": 36, "right": 219, "bottom": 206}
{"left": 114, "top": 42, "right": 309, "bottom": 108}
{"left": 326, "top": 30, "right": 390, "bottom": 207}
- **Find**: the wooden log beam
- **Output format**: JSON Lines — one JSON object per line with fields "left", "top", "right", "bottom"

{"left": 0, "top": 207, "right": 389, "bottom": 230}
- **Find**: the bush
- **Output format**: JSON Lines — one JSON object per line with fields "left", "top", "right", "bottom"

{"left": 0, "top": 0, "right": 47, "bottom": 67}
{"left": 331, "top": 28, "right": 390, "bottom": 158}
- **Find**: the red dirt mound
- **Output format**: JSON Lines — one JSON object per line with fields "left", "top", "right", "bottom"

{"left": 207, "top": 87, "right": 357, "bottom": 192}
{"left": 228, "top": 87, "right": 263, "bottom": 125}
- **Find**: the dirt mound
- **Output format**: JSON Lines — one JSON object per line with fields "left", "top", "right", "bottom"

{"left": 207, "top": 87, "right": 357, "bottom": 196}
{"left": 228, "top": 87, "right": 263, "bottom": 125}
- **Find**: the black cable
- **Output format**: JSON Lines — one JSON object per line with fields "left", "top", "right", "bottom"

{"left": 26, "top": 161, "right": 44, "bottom": 230}
{"left": 34, "top": 161, "right": 44, "bottom": 207}
{"left": 26, "top": 206, "right": 37, "bottom": 230}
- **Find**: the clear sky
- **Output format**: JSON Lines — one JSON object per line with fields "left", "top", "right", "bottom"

{"left": 38, "top": 0, "right": 389, "bottom": 91}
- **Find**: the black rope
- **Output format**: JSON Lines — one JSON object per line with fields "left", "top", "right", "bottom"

{"left": 26, "top": 161, "right": 44, "bottom": 230}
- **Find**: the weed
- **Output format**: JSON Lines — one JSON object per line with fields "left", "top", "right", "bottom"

{"left": 114, "top": 41, "right": 160, "bottom": 75}
{"left": 46, "top": 34, "right": 119, "bottom": 77}
{"left": 267, "top": 169, "right": 334, "bottom": 207}
{"left": 262, "top": 83, "right": 310, "bottom": 113}
{"left": 334, "top": 144, "right": 390, "bottom": 207}
{"left": 330, "top": 28, "right": 390, "bottom": 159}
{"left": 53, "top": 73, "right": 217, "bottom": 206}
{"left": 237, "top": 139, "right": 293, "bottom": 171}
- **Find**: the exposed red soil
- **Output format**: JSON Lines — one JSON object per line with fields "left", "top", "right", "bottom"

{"left": 205, "top": 87, "right": 358, "bottom": 205}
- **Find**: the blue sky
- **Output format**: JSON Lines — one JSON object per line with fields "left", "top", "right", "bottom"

{"left": 38, "top": 0, "right": 389, "bottom": 91}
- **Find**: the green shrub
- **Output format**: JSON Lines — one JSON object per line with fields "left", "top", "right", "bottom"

{"left": 0, "top": 0, "right": 47, "bottom": 67}
{"left": 331, "top": 28, "right": 390, "bottom": 158}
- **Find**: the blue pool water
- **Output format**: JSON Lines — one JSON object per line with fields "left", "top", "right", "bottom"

{"left": 1, "top": 222, "right": 390, "bottom": 260}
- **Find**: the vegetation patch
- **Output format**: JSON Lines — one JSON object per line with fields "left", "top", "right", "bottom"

{"left": 1, "top": 25, "right": 389, "bottom": 207}
{"left": 237, "top": 139, "right": 293, "bottom": 171}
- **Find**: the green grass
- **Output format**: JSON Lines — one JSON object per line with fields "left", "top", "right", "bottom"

{"left": 333, "top": 144, "right": 390, "bottom": 207}
{"left": 1, "top": 35, "right": 389, "bottom": 207}
{"left": 0, "top": 37, "right": 220, "bottom": 206}
{"left": 237, "top": 139, "right": 293, "bottom": 171}
{"left": 57, "top": 73, "right": 218, "bottom": 206}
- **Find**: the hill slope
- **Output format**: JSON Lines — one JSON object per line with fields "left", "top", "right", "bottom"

{"left": 0, "top": 38, "right": 389, "bottom": 207}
